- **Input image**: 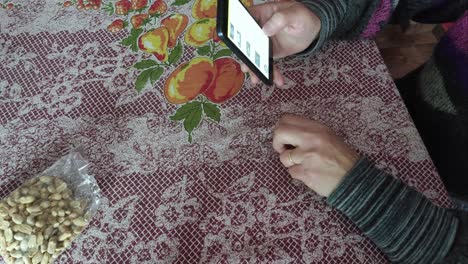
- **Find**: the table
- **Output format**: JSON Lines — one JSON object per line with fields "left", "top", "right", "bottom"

{"left": 0, "top": 0, "right": 452, "bottom": 263}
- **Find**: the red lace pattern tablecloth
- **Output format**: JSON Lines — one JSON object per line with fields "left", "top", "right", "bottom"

{"left": 0, "top": 0, "right": 451, "bottom": 263}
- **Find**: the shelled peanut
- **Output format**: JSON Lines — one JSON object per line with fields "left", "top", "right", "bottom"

{"left": 0, "top": 176, "right": 90, "bottom": 264}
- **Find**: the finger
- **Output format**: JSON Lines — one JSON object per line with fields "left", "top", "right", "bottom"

{"left": 248, "top": 3, "right": 274, "bottom": 25}
{"left": 240, "top": 63, "right": 260, "bottom": 85}
{"left": 240, "top": 63, "right": 249, "bottom": 73}
{"left": 272, "top": 125, "right": 306, "bottom": 152}
{"left": 242, "top": 63, "right": 282, "bottom": 86}
{"left": 248, "top": 2, "right": 292, "bottom": 26}
{"left": 288, "top": 164, "right": 306, "bottom": 181}
{"left": 279, "top": 149, "right": 295, "bottom": 167}
{"left": 278, "top": 114, "right": 326, "bottom": 131}
{"left": 279, "top": 149, "right": 306, "bottom": 167}
{"left": 250, "top": 72, "right": 260, "bottom": 85}
{"left": 273, "top": 66, "right": 284, "bottom": 86}
{"left": 262, "top": 11, "right": 290, "bottom": 37}
{"left": 262, "top": 1, "right": 297, "bottom": 37}
{"left": 278, "top": 114, "right": 311, "bottom": 127}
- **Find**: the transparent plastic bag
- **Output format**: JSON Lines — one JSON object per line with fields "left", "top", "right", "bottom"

{"left": 37, "top": 147, "right": 101, "bottom": 217}
{"left": 0, "top": 147, "right": 101, "bottom": 264}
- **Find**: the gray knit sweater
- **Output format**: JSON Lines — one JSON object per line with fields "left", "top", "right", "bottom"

{"left": 327, "top": 158, "right": 467, "bottom": 263}
{"left": 296, "top": 0, "right": 468, "bottom": 262}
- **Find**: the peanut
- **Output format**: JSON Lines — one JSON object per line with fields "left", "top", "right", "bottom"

{"left": 26, "top": 206, "right": 41, "bottom": 214}
{"left": 40, "top": 253, "right": 49, "bottom": 264}
{"left": 0, "top": 207, "right": 8, "bottom": 218}
{"left": 10, "top": 250, "right": 23, "bottom": 258}
{"left": 58, "top": 233, "right": 71, "bottom": 242}
{"left": 23, "top": 256, "right": 32, "bottom": 264}
{"left": 6, "top": 240, "right": 19, "bottom": 251}
{"left": 28, "top": 235, "right": 36, "bottom": 249}
{"left": 11, "top": 214, "right": 24, "bottom": 225}
{"left": 55, "top": 182, "right": 67, "bottom": 194}
{"left": 13, "top": 233, "right": 24, "bottom": 241}
{"left": 5, "top": 228, "right": 13, "bottom": 242}
{"left": 36, "top": 234, "right": 43, "bottom": 247}
{"left": 20, "top": 239, "right": 28, "bottom": 252}
{"left": 0, "top": 176, "right": 91, "bottom": 263}
{"left": 46, "top": 240, "right": 56, "bottom": 255}
{"left": 31, "top": 251, "right": 42, "bottom": 264}
{"left": 39, "top": 176, "right": 53, "bottom": 184}
{"left": 72, "top": 217, "right": 87, "bottom": 227}
{"left": 26, "top": 216, "right": 35, "bottom": 226}
{"left": 0, "top": 220, "right": 10, "bottom": 230}
{"left": 49, "top": 194, "right": 62, "bottom": 201}
{"left": 35, "top": 221, "right": 45, "bottom": 229}
{"left": 18, "top": 196, "right": 35, "bottom": 204}
{"left": 13, "top": 224, "right": 33, "bottom": 235}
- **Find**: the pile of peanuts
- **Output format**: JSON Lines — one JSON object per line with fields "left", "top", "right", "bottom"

{"left": 0, "top": 176, "right": 90, "bottom": 264}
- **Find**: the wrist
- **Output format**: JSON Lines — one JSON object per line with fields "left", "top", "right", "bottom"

{"left": 298, "top": 1, "right": 335, "bottom": 55}
{"left": 310, "top": 10, "right": 321, "bottom": 42}
{"left": 326, "top": 155, "right": 364, "bottom": 198}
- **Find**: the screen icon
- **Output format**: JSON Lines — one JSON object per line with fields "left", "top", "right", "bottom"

{"left": 255, "top": 52, "right": 260, "bottom": 67}
{"left": 229, "top": 23, "right": 234, "bottom": 39}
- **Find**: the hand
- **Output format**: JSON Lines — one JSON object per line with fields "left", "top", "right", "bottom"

{"left": 273, "top": 115, "right": 360, "bottom": 197}
{"left": 240, "top": 1, "right": 321, "bottom": 86}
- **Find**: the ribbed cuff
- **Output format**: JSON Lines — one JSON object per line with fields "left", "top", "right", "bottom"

{"left": 327, "top": 157, "right": 459, "bottom": 264}
{"left": 299, "top": 0, "right": 346, "bottom": 55}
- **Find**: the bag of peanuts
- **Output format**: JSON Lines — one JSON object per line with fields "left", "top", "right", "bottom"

{"left": 0, "top": 148, "right": 101, "bottom": 264}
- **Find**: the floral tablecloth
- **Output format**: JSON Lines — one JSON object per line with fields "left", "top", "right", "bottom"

{"left": 0, "top": 0, "right": 451, "bottom": 263}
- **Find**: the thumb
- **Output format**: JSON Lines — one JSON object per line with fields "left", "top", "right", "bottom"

{"left": 288, "top": 164, "right": 305, "bottom": 181}
{"left": 262, "top": 9, "right": 293, "bottom": 36}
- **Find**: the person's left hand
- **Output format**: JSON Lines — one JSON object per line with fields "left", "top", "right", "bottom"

{"left": 273, "top": 114, "right": 360, "bottom": 197}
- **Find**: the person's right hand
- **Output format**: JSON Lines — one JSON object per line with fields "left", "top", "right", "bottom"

{"left": 240, "top": 1, "right": 321, "bottom": 86}
{"left": 273, "top": 115, "right": 359, "bottom": 197}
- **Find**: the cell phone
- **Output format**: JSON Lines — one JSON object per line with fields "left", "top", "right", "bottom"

{"left": 216, "top": 0, "right": 273, "bottom": 86}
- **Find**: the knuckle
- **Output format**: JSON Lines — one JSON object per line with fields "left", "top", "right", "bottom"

{"left": 273, "top": 12, "right": 287, "bottom": 26}
{"left": 272, "top": 128, "right": 280, "bottom": 139}
{"left": 303, "top": 151, "right": 318, "bottom": 162}
{"left": 302, "top": 132, "right": 318, "bottom": 145}
{"left": 274, "top": 126, "right": 288, "bottom": 137}
{"left": 314, "top": 134, "right": 328, "bottom": 148}
{"left": 278, "top": 114, "right": 291, "bottom": 123}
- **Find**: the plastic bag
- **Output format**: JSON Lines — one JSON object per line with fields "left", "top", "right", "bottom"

{"left": 0, "top": 147, "right": 101, "bottom": 264}
{"left": 37, "top": 147, "right": 101, "bottom": 216}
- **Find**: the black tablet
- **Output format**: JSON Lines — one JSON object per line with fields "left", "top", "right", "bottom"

{"left": 216, "top": 0, "right": 273, "bottom": 85}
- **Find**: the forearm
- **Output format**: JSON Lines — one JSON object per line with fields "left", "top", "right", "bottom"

{"left": 298, "top": 0, "right": 467, "bottom": 54}
{"left": 300, "top": 0, "right": 398, "bottom": 54}
{"left": 327, "top": 157, "right": 459, "bottom": 264}
{"left": 298, "top": 0, "right": 347, "bottom": 54}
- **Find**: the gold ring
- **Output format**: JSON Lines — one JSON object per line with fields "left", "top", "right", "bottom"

{"left": 288, "top": 151, "right": 295, "bottom": 165}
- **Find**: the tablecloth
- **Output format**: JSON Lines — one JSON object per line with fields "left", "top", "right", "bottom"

{"left": 0, "top": 0, "right": 452, "bottom": 263}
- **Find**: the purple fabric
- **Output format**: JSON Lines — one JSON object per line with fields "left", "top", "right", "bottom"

{"left": 361, "top": 0, "right": 393, "bottom": 38}
{"left": 446, "top": 11, "right": 468, "bottom": 54}
{"left": 436, "top": 12, "right": 468, "bottom": 97}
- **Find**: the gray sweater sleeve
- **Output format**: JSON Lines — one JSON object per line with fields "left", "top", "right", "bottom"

{"left": 326, "top": 157, "right": 459, "bottom": 264}
{"left": 297, "top": 0, "right": 468, "bottom": 54}
{"left": 296, "top": 0, "right": 347, "bottom": 54}
{"left": 298, "top": 0, "right": 383, "bottom": 54}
